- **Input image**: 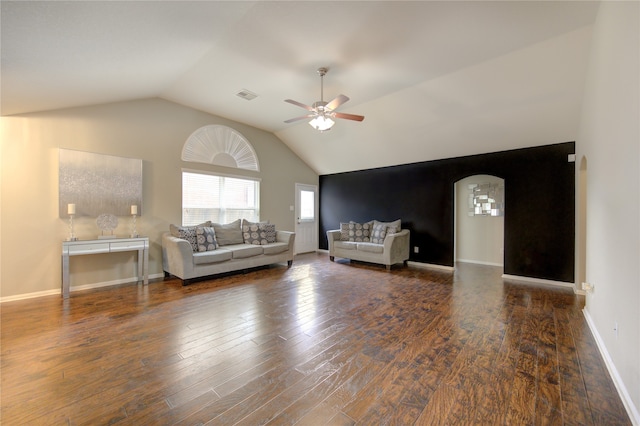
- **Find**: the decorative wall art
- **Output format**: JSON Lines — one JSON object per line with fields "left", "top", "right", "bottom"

{"left": 468, "top": 183, "right": 504, "bottom": 216}
{"left": 59, "top": 149, "right": 143, "bottom": 218}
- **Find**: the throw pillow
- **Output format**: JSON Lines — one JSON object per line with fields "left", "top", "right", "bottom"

{"left": 346, "top": 221, "right": 372, "bottom": 242}
{"left": 243, "top": 221, "right": 277, "bottom": 245}
{"left": 261, "top": 223, "right": 277, "bottom": 244}
{"left": 340, "top": 222, "right": 349, "bottom": 241}
{"left": 340, "top": 222, "right": 351, "bottom": 241}
{"left": 373, "top": 219, "right": 401, "bottom": 232}
{"left": 169, "top": 221, "right": 210, "bottom": 238}
{"left": 371, "top": 223, "right": 388, "bottom": 244}
{"left": 196, "top": 226, "right": 217, "bottom": 252}
{"left": 212, "top": 219, "right": 243, "bottom": 246}
{"left": 169, "top": 224, "right": 199, "bottom": 252}
{"left": 242, "top": 220, "right": 262, "bottom": 245}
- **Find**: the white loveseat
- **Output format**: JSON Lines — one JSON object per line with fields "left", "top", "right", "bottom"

{"left": 327, "top": 219, "right": 410, "bottom": 270}
{"left": 162, "top": 219, "right": 295, "bottom": 284}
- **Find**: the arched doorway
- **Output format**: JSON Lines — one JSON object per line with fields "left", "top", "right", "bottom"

{"left": 454, "top": 175, "right": 505, "bottom": 268}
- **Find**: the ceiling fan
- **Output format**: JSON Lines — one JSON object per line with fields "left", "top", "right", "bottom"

{"left": 284, "top": 67, "right": 365, "bottom": 132}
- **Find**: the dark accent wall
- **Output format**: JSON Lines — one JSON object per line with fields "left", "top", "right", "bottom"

{"left": 319, "top": 142, "right": 575, "bottom": 283}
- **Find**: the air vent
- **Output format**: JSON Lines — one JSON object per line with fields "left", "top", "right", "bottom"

{"left": 236, "top": 89, "right": 258, "bottom": 101}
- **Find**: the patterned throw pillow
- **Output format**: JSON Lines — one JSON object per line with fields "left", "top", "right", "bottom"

{"left": 169, "top": 224, "right": 199, "bottom": 252}
{"left": 340, "top": 223, "right": 351, "bottom": 241}
{"left": 243, "top": 221, "right": 277, "bottom": 245}
{"left": 196, "top": 226, "right": 217, "bottom": 252}
{"left": 261, "top": 224, "right": 277, "bottom": 244}
{"left": 371, "top": 223, "right": 388, "bottom": 244}
{"left": 242, "top": 220, "right": 262, "bottom": 245}
{"left": 341, "top": 221, "right": 371, "bottom": 242}
{"left": 373, "top": 219, "right": 401, "bottom": 232}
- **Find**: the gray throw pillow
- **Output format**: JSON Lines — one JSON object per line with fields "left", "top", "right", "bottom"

{"left": 212, "top": 219, "right": 243, "bottom": 246}
{"left": 169, "top": 224, "right": 198, "bottom": 252}
{"left": 243, "top": 221, "right": 277, "bottom": 245}
{"left": 373, "top": 219, "right": 401, "bottom": 232}
{"left": 371, "top": 223, "right": 388, "bottom": 244}
{"left": 196, "top": 226, "right": 217, "bottom": 252}
{"left": 340, "top": 221, "right": 373, "bottom": 242}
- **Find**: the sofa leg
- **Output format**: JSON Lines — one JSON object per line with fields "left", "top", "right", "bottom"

{"left": 287, "top": 260, "right": 293, "bottom": 268}
{"left": 330, "top": 256, "right": 334, "bottom": 262}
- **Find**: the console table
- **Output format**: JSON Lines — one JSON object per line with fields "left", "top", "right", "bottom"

{"left": 61, "top": 237, "right": 149, "bottom": 299}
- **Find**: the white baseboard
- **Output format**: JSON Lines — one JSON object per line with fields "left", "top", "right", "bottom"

{"left": 501, "top": 273, "right": 579, "bottom": 292}
{"left": 407, "top": 261, "right": 454, "bottom": 272}
{"left": 583, "top": 309, "right": 640, "bottom": 425}
{"left": 0, "top": 289, "right": 60, "bottom": 303}
{"left": 0, "top": 273, "right": 164, "bottom": 303}
{"left": 456, "top": 258, "right": 504, "bottom": 267}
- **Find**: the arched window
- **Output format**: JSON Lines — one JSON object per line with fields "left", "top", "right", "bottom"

{"left": 182, "top": 125, "right": 259, "bottom": 171}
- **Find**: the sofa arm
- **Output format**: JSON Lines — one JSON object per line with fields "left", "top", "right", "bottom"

{"left": 383, "top": 229, "right": 411, "bottom": 265}
{"left": 276, "top": 230, "right": 296, "bottom": 254}
{"left": 326, "top": 230, "right": 341, "bottom": 257}
{"left": 161, "top": 232, "right": 194, "bottom": 279}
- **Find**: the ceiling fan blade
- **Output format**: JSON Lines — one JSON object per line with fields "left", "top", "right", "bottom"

{"left": 333, "top": 112, "right": 365, "bottom": 122}
{"left": 285, "top": 99, "right": 314, "bottom": 111}
{"left": 325, "top": 94, "right": 349, "bottom": 111}
{"left": 284, "top": 114, "right": 315, "bottom": 123}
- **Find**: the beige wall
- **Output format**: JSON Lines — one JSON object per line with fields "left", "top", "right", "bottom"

{"left": 0, "top": 98, "right": 318, "bottom": 299}
{"left": 455, "top": 175, "right": 504, "bottom": 267}
{"left": 577, "top": 1, "right": 640, "bottom": 420}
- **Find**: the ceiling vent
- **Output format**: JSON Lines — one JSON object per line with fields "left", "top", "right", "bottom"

{"left": 236, "top": 89, "right": 258, "bottom": 101}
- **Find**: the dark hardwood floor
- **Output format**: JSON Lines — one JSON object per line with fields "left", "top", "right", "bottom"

{"left": 0, "top": 253, "right": 630, "bottom": 425}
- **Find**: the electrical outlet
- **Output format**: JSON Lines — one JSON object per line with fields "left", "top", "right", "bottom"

{"left": 582, "top": 282, "right": 594, "bottom": 293}
{"left": 413, "top": 246, "right": 419, "bottom": 254}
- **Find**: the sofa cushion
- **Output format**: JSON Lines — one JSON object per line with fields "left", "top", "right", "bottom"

{"left": 229, "top": 244, "right": 264, "bottom": 259}
{"left": 357, "top": 242, "right": 385, "bottom": 254}
{"left": 193, "top": 249, "right": 232, "bottom": 265}
{"left": 262, "top": 242, "right": 289, "bottom": 255}
{"left": 340, "top": 221, "right": 372, "bottom": 242}
{"left": 370, "top": 223, "right": 388, "bottom": 244}
{"left": 196, "top": 226, "right": 217, "bottom": 252}
{"left": 213, "top": 219, "right": 244, "bottom": 246}
{"left": 334, "top": 241, "right": 357, "bottom": 250}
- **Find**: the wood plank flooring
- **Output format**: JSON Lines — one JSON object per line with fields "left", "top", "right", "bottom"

{"left": 0, "top": 253, "right": 630, "bottom": 425}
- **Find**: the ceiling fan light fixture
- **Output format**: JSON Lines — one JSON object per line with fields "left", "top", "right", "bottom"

{"left": 285, "top": 67, "right": 364, "bottom": 130}
{"left": 309, "top": 115, "right": 334, "bottom": 131}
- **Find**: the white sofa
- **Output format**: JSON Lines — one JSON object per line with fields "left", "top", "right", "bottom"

{"left": 327, "top": 219, "right": 410, "bottom": 270}
{"left": 162, "top": 220, "right": 295, "bottom": 284}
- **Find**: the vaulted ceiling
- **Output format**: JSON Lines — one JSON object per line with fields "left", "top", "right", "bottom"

{"left": 1, "top": 1, "right": 600, "bottom": 174}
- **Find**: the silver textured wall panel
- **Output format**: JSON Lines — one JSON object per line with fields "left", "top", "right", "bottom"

{"left": 59, "top": 149, "right": 142, "bottom": 218}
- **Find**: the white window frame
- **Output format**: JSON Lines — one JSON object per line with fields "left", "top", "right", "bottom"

{"left": 182, "top": 168, "right": 260, "bottom": 226}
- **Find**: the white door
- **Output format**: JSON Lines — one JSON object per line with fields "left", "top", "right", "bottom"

{"left": 295, "top": 183, "right": 318, "bottom": 254}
